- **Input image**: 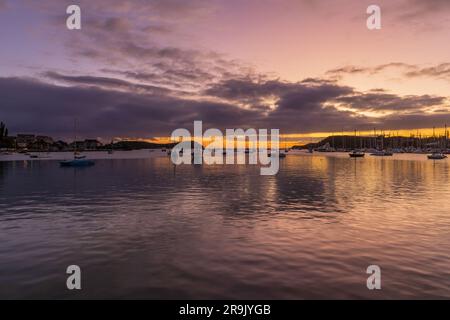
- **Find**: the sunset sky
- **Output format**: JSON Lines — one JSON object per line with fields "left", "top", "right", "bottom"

{"left": 1, "top": 0, "right": 450, "bottom": 143}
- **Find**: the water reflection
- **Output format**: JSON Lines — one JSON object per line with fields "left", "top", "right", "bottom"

{"left": 0, "top": 154, "right": 450, "bottom": 299}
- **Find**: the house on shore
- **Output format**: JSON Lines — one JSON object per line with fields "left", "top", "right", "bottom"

{"left": 16, "top": 134, "right": 36, "bottom": 149}
{"left": 69, "top": 139, "right": 103, "bottom": 151}
{"left": 84, "top": 139, "right": 103, "bottom": 150}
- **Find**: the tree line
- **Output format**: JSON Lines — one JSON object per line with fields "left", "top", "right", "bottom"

{"left": 0, "top": 121, "right": 8, "bottom": 140}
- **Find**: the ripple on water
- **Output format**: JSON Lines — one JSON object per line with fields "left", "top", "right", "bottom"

{"left": 0, "top": 154, "right": 450, "bottom": 298}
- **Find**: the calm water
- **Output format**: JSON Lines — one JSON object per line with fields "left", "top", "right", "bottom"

{"left": 1, "top": 152, "right": 450, "bottom": 299}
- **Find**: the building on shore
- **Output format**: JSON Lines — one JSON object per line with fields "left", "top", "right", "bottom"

{"left": 84, "top": 139, "right": 103, "bottom": 150}
{"left": 69, "top": 139, "right": 103, "bottom": 151}
{"left": 16, "top": 134, "right": 36, "bottom": 149}
{"left": 52, "top": 140, "right": 69, "bottom": 151}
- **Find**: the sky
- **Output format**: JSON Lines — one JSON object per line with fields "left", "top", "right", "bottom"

{"left": 1, "top": 0, "right": 450, "bottom": 143}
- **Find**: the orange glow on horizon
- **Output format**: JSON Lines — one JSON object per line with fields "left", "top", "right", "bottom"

{"left": 119, "top": 126, "right": 450, "bottom": 147}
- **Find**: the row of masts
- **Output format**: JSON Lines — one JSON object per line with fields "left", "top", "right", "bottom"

{"left": 328, "top": 125, "right": 449, "bottom": 151}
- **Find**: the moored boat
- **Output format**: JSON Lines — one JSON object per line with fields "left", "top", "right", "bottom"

{"left": 60, "top": 158, "right": 95, "bottom": 167}
{"left": 269, "top": 151, "right": 287, "bottom": 158}
{"left": 60, "top": 119, "right": 95, "bottom": 167}
{"left": 349, "top": 150, "right": 365, "bottom": 158}
{"left": 428, "top": 153, "right": 447, "bottom": 160}
{"left": 370, "top": 150, "right": 393, "bottom": 156}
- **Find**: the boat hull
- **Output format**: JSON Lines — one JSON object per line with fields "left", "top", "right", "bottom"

{"left": 428, "top": 155, "right": 447, "bottom": 160}
{"left": 370, "top": 153, "right": 393, "bottom": 157}
{"left": 60, "top": 159, "right": 95, "bottom": 167}
{"left": 349, "top": 153, "right": 365, "bottom": 158}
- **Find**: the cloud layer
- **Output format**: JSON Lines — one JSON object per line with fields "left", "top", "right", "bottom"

{"left": 2, "top": 74, "right": 449, "bottom": 139}
{"left": 1, "top": 0, "right": 450, "bottom": 139}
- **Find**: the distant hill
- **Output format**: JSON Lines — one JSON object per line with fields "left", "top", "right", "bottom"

{"left": 292, "top": 134, "right": 449, "bottom": 150}
{"left": 106, "top": 141, "right": 177, "bottom": 151}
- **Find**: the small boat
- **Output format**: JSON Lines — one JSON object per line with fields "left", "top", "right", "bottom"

{"left": 349, "top": 150, "right": 365, "bottom": 158}
{"left": 108, "top": 139, "right": 114, "bottom": 154}
{"left": 60, "top": 119, "right": 94, "bottom": 167}
{"left": 370, "top": 150, "right": 393, "bottom": 156}
{"left": 428, "top": 153, "right": 448, "bottom": 160}
{"left": 168, "top": 149, "right": 184, "bottom": 156}
{"left": 30, "top": 154, "right": 52, "bottom": 159}
{"left": 60, "top": 158, "right": 95, "bottom": 167}
{"left": 269, "top": 152, "right": 287, "bottom": 158}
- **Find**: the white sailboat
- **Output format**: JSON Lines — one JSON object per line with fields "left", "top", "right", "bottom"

{"left": 60, "top": 119, "right": 94, "bottom": 167}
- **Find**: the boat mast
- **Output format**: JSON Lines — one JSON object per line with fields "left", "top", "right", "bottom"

{"left": 74, "top": 118, "right": 78, "bottom": 157}
{"left": 359, "top": 131, "right": 362, "bottom": 149}
{"left": 444, "top": 124, "right": 448, "bottom": 151}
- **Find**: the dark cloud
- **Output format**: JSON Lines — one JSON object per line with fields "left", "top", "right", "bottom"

{"left": 204, "top": 78, "right": 299, "bottom": 104}
{"left": 326, "top": 66, "right": 368, "bottom": 77}
{"left": 382, "top": 113, "right": 450, "bottom": 130}
{"left": 0, "top": 77, "right": 262, "bottom": 139}
{"left": 1, "top": 75, "right": 450, "bottom": 139}
{"left": 336, "top": 93, "right": 445, "bottom": 112}
{"left": 327, "top": 62, "right": 450, "bottom": 82}
{"left": 204, "top": 77, "right": 450, "bottom": 132}
{"left": 203, "top": 77, "right": 350, "bottom": 108}
{"left": 326, "top": 63, "right": 415, "bottom": 78}
{"left": 69, "top": 30, "right": 244, "bottom": 90}
{"left": 276, "top": 85, "right": 353, "bottom": 111}
{"left": 44, "top": 71, "right": 179, "bottom": 96}
{"left": 14, "top": 0, "right": 256, "bottom": 94}
{"left": 404, "top": 63, "right": 450, "bottom": 80}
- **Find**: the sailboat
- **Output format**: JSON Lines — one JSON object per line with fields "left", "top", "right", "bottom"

{"left": 370, "top": 150, "right": 393, "bottom": 156}
{"left": 108, "top": 139, "right": 114, "bottom": 154}
{"left": 370, "top": 134, "right": 393, "bottom": 156}
{"left": 60, "top": 120, "right": 95, "bottom": 167}
{"left": 268, "top": 151, "right": 287, "bottom": 158}
{"left": 349, "top": 130, "right": 365, "bottom": 158}
{"left": 428, "top": 152, "right": 447, "bottom": 160}
{"left": 349, "top": 150, "right": 365, "bottom": 158}
{"left": 281, "top": 135, "right": 290, "bottom": 153}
